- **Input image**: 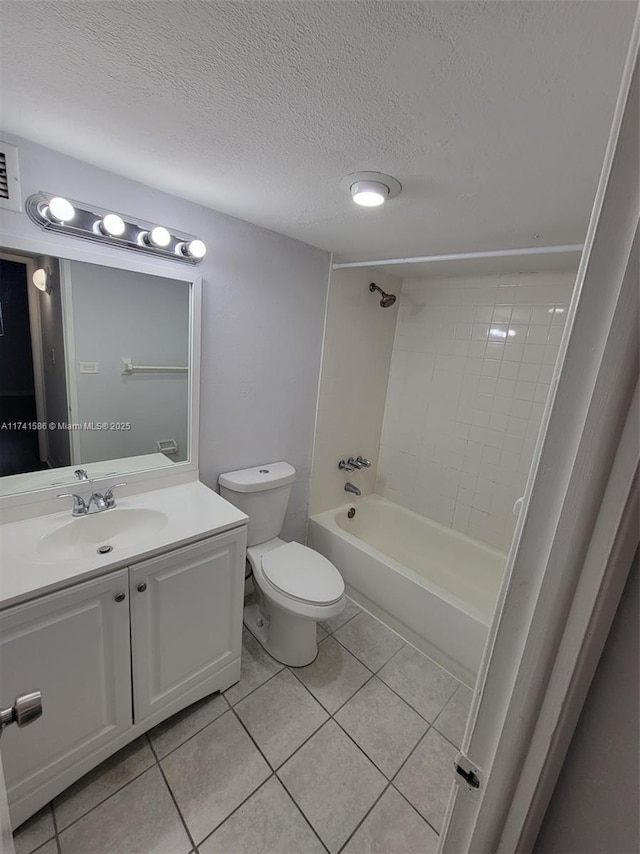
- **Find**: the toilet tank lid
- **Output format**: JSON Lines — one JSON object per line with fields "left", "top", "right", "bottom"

{"left": 218, "top": 461, "right": 296, "bottom": 493}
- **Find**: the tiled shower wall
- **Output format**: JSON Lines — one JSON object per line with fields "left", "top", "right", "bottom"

{"left": 376, "top": 271, "right": 576, "bottom": 551}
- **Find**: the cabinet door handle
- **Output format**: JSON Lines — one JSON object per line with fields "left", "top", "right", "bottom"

{"left": 137, "top": 583, "right": 147, "bottom": 593}
{"left": 114, "top": 592, "right": 126, "bottom": 603}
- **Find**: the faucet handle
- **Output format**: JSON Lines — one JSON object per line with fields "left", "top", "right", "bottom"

{"left": 74, "top": 469, "right": 89, "bottom": 481}
{"left": 338, "top": 460, "right": 354, "bottom": 472}
{"left": 356, "top": 456, "right": 371, "bottom": 468}
{"left": 104, "top": 482, "right": 127, "bottom": 507}
{"left": 347, "top": 457, "right": 363, "bottom": 469}
{"left": 57, "top": 493, "right": 88, "bottom": 515}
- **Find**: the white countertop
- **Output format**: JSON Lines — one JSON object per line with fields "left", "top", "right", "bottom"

{"left": 0, "top": 481, "right": 247, "bottom": 610}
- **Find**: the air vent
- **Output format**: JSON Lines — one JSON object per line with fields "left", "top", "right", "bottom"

{"left": 0, "top": 152, "right": 8, "bottom": 199}
{"left": 0, "top": 141, "right": 22, "bottom": 212}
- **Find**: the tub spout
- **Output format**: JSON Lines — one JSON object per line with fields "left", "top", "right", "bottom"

{"left": 344, "top": 482, "right": 361, "bottom": 496}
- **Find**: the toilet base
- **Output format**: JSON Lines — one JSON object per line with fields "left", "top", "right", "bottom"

{"left": 243, "top": 601, "right": 319, "bottom": 667}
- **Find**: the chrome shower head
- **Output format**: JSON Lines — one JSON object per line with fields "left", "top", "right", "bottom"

{"left": 369, "top": 282, "right": 396, "bottom": 308}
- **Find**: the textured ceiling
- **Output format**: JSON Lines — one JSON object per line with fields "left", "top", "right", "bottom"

{"left": 0, "top": 1, "right": 635, "bottom": 263}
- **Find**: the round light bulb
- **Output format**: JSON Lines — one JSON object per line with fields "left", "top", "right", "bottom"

{"left": 148, "top": 226, "right": 171, "bottom": 248}
{"left": 47, "top": 196, "right": 75, "bottom": 222}
{"left": 32, "top": 268, "right": 50, "bottom": 293}
{"left": 351, "top": 181, "right": 388, "bottom": 207}
{"left": 187, "top": 239, "right": 206, "bottom": 259}
{"left": 101, "top": 213, "right": 126, "bottom": 237}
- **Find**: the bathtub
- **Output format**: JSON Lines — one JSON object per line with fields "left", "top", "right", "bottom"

{"left": 308, "top": 495, "right": 506, "bottom": 684}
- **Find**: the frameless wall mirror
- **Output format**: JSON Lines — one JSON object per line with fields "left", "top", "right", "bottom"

{"left": 0, "top": 249, "right": 196, "bottom": 497}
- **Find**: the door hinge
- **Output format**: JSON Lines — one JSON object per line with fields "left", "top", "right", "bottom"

{"left": 454, "top": 752, "right": 482, "bottom": 790}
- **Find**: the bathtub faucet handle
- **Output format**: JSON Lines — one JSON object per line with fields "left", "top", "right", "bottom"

{"left": 355, "top": 456, "right": 371, "bottom": 468}
{"left": 347, "top": 457, "right": 363, "bottom": 469}
{"left": 338, "top": 460, "right": 354, "bottom": 472}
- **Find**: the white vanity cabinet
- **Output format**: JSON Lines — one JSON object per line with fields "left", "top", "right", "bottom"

{"left": 129, "top": 531, "right": 244, "bottom": 723}
{"left": 0, "top": 525, "right": 246, "bottom": 828}
{"left": 0, "top": 570, "right": 132, "bottom": 816}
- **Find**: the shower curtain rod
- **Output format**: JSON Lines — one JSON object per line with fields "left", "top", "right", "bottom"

{"left": 331, "top": 244, "right": 584, "bottom": 269}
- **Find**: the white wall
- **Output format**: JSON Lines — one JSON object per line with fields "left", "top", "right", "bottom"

{"left": 309, "top": 268, "right": 400, "bottom": 515}
{"left": 376, "top": 271, "right": 575, "bottom": 551}
{"left": 69, "top": 261, "right": 189, "bottom": 464}
{"left": 0, "top": 133, "right": 330, "bottom": 542}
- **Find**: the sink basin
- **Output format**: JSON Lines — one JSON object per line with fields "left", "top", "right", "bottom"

{"left": 36, "top": 509, "right": 169, "bottom": 562}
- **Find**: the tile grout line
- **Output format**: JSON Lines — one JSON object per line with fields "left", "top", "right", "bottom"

{"left": 268, "top": 774, "right": 332, "bottom": 854}
{"left": 149, "top": 732, "right": 200, "bottom": 854}
{"left": 336, "top": 781, "right": 393, "bottom": 854}
{"left": 390, "top": 780, "right": 442, "bottom": 838}
{"left": 149, "top": 693, "right": 232, "bottom": 762}
{"left": 49, "top": 801, "right": 62, "bottom": 854}
{"left": 49, "top": 752, "right": 158, "bottom": 837}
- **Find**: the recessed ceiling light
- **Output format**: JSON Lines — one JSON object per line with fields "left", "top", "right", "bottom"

{"left": 340, "top": 171, "right": 402, "bottom": 209}
{"left": 351, "top": 181, "right": 388, "bottom": 207}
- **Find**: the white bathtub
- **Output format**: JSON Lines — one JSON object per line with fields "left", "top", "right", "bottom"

{"left": 308, "top": 495, "right": 506, "bottom": 683}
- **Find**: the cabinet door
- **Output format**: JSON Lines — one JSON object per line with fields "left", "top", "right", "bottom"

{"left": 129, "top": 530, "right": 245, "bottom": 723}
{"left": 0, "top": 570, "right": 132, "bottom": 807}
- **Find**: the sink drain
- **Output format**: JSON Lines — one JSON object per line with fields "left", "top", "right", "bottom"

{"left": 97, "top": 544, "right": 113, "bottom": 555}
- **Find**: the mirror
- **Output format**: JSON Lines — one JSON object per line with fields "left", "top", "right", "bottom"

{"left": 0, "top": 250, "right": 194, "bottom": 496}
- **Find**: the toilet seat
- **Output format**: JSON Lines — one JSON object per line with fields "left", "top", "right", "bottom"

{"left": 261, "top": 542, "right": 344, "bottom": 606}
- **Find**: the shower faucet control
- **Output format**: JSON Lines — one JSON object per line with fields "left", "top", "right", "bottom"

{"left": 355, "top": 456, "right": 371, "bottom": 468}
{"left": 338, "top": 459, "right": 354, "bottom": 472}
{"left": 347, "top": 457, "right": 363, "bottom": 469}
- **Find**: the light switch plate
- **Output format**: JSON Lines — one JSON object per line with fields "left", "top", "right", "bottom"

{"left": 79, "top": 361, "right": 99, "bottom": 374}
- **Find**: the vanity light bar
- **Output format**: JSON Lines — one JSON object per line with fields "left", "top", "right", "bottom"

{"left": 25, "top": 193, "right": 207, "bottom": 264}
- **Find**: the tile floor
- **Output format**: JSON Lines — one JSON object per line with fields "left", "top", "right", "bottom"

{"left": 13, "top": 598, "right": 473, "bottom": 854}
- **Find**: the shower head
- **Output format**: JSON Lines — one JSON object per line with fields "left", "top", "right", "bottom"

{"left": 369, "top": 282, "right": 396, "bottom": 308}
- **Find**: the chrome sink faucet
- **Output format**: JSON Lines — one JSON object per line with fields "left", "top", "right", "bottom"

{"left": 57, "top": 476, "right": 127, "bottom": 517}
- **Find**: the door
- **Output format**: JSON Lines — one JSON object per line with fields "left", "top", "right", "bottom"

{"left": 439, "top": 18, "right": 639, "bottom": 854}
{"left": 129, "top": 531, "right": 245, "bottom": 723}
{"left": 0, "top": 570, "right": 132, "bottom": 825}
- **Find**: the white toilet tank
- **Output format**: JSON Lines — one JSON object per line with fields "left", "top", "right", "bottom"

{"left": 218, "top": 462, "right": 296, "bottom": 546}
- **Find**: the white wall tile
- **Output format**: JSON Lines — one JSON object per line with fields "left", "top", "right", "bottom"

{"left": 377, "top": 271, "right": 575, "bottom": 551}
{"left": 309, "top": 268, "right": 401, "bottom": 514}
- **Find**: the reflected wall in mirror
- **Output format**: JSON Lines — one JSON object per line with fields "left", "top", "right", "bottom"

{"left": 0, "top": 249, "right": 191, "bottom": 496}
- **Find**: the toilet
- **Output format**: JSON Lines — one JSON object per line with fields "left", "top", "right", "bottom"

{"left": 218, "top": 462, "right": 345, "bottom": 666}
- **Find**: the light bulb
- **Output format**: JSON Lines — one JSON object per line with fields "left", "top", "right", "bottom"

{"left": 47, "top": 197, "right": 75, "bottom": 222}
{"left": 32, "top": 268, "right": 51, "bottom": 293}
{"left": 148, "top": 226, "right": 171, "bottom": 248}
{"left": 100, "top": 213, "right": 126, "bottom": 237}
{"left": 351, "top": 181, "right": 388, "bottom": 207}
{"left": 178, "top": 238, "right": 207, "bottom": 259}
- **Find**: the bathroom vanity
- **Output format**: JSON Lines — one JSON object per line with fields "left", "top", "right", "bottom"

{"left": 0, "top": 481, "right": 247, "bottom": 828}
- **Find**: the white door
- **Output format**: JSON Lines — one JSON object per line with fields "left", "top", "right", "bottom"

{"left": 0, "top": 570, "right": 132, "bottom": 828}
{"left": 129, "top": 531, "right": 245, "bottom": 723}
{"left": 439, "top": 17, "right": 639, "bottom": 854}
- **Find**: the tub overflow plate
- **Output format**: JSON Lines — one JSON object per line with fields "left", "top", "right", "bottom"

{"left": 97, "top": 544, "right": 113, "bottom": 555}
{"left": 347, "top": 507, "right": 356, "bottom": 519}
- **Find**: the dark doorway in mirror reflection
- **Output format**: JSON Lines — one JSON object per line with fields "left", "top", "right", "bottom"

{"left": 0, "top": 259, "right": 45, "bottom": 476}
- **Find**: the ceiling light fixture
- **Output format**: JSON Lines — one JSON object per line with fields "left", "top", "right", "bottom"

{"left": 340, "top": 171, "right": 402, "bottom": 209}
{"left": 32, "top": 268, "right": 52, "bottom": 294}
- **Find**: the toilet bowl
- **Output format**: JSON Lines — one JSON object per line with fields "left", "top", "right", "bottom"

{"left": 218, "top": 462, "right": 345, "bottom": 666}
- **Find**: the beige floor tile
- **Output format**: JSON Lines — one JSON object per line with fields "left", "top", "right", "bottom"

{"left": 343, "top": 787, "right": 439, "bottom": 854}
{"left": 378, "top": 645, "right": 459, "bottom": 722}
{"left": 394, "top": 728, "right": 458, "bottom": 833}
{"left": 294, "top": 635, "right": 371, "bottom": 713}
{"left": 334, "top": 611, "right": 405, "bottom": 671}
